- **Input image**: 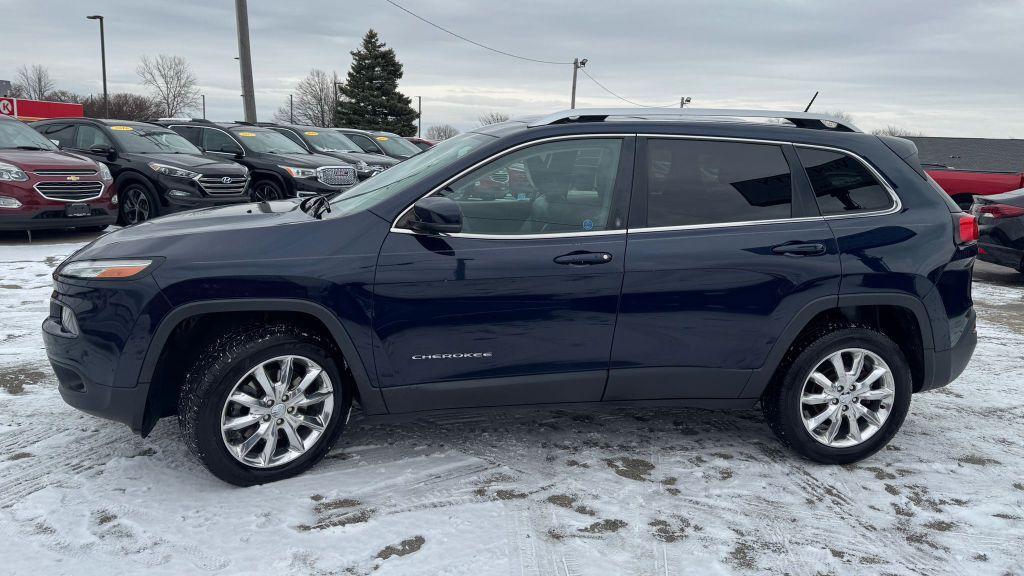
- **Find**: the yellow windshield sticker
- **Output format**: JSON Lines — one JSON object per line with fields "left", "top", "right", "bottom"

{"left": 237, "top": 131, "right": 256, "bottom": 137}
{"left": 375, "top": 136, "right": 390, "bottom": 142}
{"left": 304, "top": 131, "right": 319, "bottom": 136}
{"left": 110, "top": 125, "right": 134, "bottom": 131}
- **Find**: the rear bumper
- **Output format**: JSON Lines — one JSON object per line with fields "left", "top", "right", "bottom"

{"left": 922, "top": 308, "right": 977, "bottom": 392}
{"left": 977, "top": 241, "right": 1023, "bottom": 271}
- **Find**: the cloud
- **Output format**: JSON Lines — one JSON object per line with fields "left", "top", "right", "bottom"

{"left": 1, "top": 0, "right": 1021, "bottom": 136}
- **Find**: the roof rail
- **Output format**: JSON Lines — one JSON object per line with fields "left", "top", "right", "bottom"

{"left": 526, "top": 108, "right": 860, "bottom": 132}
{"left": 154, "top": 117, "right": 216, "bottom": 124}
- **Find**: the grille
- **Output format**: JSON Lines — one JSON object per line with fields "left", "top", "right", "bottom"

{"left": 198, "top": 175, "right": 250, "bottom": 195}
{"left": 317, "top": 166, "right": 356, "bottom": 186}
{"left": 34, "top": 181, "right": 104, "bottom": 201}
{"left": 33, "top": 169, "right": 98, "bottom": 176}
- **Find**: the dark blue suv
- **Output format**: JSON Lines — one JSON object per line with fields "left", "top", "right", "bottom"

{"left": 42, "top": 109, "right": 978, "bottom": 485}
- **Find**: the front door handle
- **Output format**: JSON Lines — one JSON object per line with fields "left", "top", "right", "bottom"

{"left": 553, "top": 251, "right": 614, "bottom": 265}
{"left": 771, "top": 242, "right": 826, "bottom": 256}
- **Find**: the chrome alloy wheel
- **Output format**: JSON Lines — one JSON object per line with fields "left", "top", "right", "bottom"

{"left": 799, "top": 348, "right": 896, "bottom": 448}
{"left": 122, "top": 187, "right": 150, "bottom": 224}
{"left": 220, "top": 355, "right": 335, "bottom": 468}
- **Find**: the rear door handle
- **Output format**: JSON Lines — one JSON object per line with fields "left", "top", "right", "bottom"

{"left": 553, "top": 251, "right": 614, "bottom": 265}
{"left": 771, "top": 242, "right": 826, "bottom": 256}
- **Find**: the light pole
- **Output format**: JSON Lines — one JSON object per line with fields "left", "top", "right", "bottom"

{"left": 416, "top": 96, "right": 422, "bottom": 137}
{"left": 86, "top": 15, "right": 108, "bottom": 117}
{"left": 570, "top": 58, "right": 587, "bottom": 109}
{"left": 233, "top": 0, "right": 257, "bottom": 122}
{"left": 680, "top": 96, "right": 691, "bottom": 108}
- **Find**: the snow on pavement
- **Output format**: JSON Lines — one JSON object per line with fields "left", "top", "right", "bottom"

{"left": 0, "top": 234, "right": 1022, "bottom": 576}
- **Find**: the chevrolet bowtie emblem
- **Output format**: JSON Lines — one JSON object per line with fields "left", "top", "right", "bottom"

{"left": 67, "top": 175, "right": 80, "bottom": 181}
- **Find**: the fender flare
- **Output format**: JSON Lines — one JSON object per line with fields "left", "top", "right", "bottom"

{"left": 739, "top": 293, "right": 935, "bottom": 398}
{"left": 138, "top": 299, "right": 386, "bottom": 427}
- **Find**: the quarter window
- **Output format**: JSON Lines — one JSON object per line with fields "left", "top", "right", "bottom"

{"left": 797, "top": 148, "right": 894, "bottom": 215}
{"left": 431, "top": 138, "right": 624, "bottom": 236}
{"left": 645, "top": 139, "right": 793, "bottom": 227}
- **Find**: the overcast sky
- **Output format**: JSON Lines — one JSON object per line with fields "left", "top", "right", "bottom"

{"left": 1, "top": 0, "right": 1021, "bottom": 137}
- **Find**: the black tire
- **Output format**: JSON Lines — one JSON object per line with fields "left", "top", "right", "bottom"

{"left": 178, "top": 323, "right": 352, "bottom": 486}
{"left": 118, "top": 178, "right": 160, "bottom": 225}
{"left": 250, "top": 178, "right": 284, "bottom": 202}
{"left": 762, "top": 327, "right": 912, "bottom": 465}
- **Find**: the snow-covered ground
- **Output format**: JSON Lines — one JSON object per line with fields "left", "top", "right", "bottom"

{"left": 0, "top": 232, "right": 1021, "bottom": 576}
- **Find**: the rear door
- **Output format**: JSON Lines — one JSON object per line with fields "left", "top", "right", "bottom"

{"left": 606, "top": 136, "right": 841, "bottom": 400}
{"left": 372, "top": 136, "right": 635, "bottom": 412}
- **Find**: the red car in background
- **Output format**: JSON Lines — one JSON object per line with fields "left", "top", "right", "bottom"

{"left": 405, "top": 136, "right": 437, "bottom": 151}
{"left": 927, "top": 165, "right": 1024, "bottom": 210}
{"left": 0, "top": 115, "right": 116, "bottom": 231}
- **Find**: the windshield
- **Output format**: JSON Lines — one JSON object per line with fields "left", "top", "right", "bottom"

{"left": 111, "top": 126, "right": 201, "bottom": 154}
{"left": 233, "top": 129, "right": 308, "bottom": 154}
{"left": 374, "top": 133, "right": 422, "bottom": 157}
{"left": 0, "top": 121, "right": 58, "bottom": 151}
{"left": 327, "top": 132, "right": 494, "bottom": 216}
{"left": 302, "top": 129, "right": 361, "bottom": 153}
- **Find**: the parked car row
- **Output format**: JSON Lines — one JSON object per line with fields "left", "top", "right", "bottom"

{"left": 0, "top": 114, "right": 425, "bottom": 231}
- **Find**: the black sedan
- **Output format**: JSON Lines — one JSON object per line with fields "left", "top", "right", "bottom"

{"left": 972, "top": 188, "right": 1024, "bottom": 272}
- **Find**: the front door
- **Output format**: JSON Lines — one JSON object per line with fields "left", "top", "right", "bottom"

{"left": 372, "top": 136, "right": 634, "bottom": 412}
{"left": 607, "top": 136, "right": 842, "bottom": 400}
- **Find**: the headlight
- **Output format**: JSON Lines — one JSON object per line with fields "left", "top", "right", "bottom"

{"left": 147, "top": 162, "right": 200, "bottom": 179}
{"left": 60, "top": 259, "right": 155, "bottom": 280}
{"left": 0, "top": 161, "right": 28, "bottom": 182}
{"left": 279, "top": 165, "right": 317, "bottom": 178}
{"left": 97, "top": 162, "right": 113, "bottom": 181}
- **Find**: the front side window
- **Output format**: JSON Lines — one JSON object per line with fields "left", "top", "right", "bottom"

{"left": 203, "top": 129, "right": 244, "bottom": 155}
{"left": 424, "top": 138, "right": 624, "bottom": 236}
{"left": 797, "top": 148, "right": 895, "bottom": 215}
{"left": 74, "top": 125, "right": 113, "bottom": 150}
{"left": 646, "top": 139, "right": 793, "bottom": 227}
{"left": 41, "top": 123, "right": 76, "bottom": 148}
{"left": 348, "top": 133, "right": 383, "bottom": 154}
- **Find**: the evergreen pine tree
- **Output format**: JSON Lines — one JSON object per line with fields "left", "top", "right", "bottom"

{"left": 335, "top": 29, "right": 418, "bottom": 135}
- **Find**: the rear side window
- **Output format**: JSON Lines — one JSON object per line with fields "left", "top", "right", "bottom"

{"left": 796, "top": 148, "right": 895, "bottom": 215}
{"left": 645, "top": 139, "right": 793, "bottom": 227}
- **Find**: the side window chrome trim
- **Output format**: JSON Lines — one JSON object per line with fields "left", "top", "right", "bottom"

{"left": 627, "top": 215, "right": 826, "bottom": 235}
{"left": 390, "top": 133, "right": 629, "bottom": 240}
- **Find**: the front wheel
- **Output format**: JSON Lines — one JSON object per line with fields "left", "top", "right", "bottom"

{"left": 178, "top": 323, "right": 352, "bottom": 485}
{"left": 762, "top": 327, "right": 912, "bottom": 464}
{"left": 119, "top": 180, "right": 160, "bottom": 225}
{"left": 250, "top": 179, "right": 284, "bottom": 202}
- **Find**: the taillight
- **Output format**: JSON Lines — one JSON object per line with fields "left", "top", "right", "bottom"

{"left": 955, "top": 213, "right": 978, "bottom": 245}
{"left": 977, "top": 203, "right": 1024, "bottom": 219}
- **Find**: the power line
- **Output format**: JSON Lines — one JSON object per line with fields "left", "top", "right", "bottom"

{"left": 381, "top": 0, "right": 572, "bottom": 65}
{"left": 578, "top": 68, "right": 679, "bottom": 108}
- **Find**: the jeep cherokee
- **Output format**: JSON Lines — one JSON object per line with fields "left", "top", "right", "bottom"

{"left": 43, "top": 108, "right": 977, "bottom": 485}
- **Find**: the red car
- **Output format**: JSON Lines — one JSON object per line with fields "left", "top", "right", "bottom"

{"left": 927, "top": 166, "right": 1024, "bottom": 210}
{"left": 0, "top": 115, "right": 116, "bottom": 231}
{"left": 405, "top": 136, "right": 438, "bottom": 151}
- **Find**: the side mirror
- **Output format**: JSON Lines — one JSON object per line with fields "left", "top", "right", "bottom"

{"left": 89, "top": 144, "right": 117, "bottom": 161}
{"left": 409, "top": 196, "right": 462, "bottom": 234}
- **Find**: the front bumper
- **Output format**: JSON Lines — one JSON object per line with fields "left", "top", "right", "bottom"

{"left": 293, "top": 178, "right": 351, "bottom": 198}
{"left": 43, "top": 276, "right": 171, "bottom": 434}
{"left": 166, "top": 193, "right": 250, "bottom": 209}
{"left": 0, "top": 207, "right": 117, "bottom": 230}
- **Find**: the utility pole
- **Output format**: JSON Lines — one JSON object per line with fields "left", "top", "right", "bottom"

{"left": 86, "top": 15, "right": 108, "bottom": 118}
{"left": 234, "top": 0, "right": 257, "bottom": 122}
{"left": 680, "top": 96, "right": 691, "bottom": 108}
{"left": 289, "top": 94, "right": 293, "bottom": 123}
{"left": 201, "top": 94, "right": 206, "bottom": 119}
{"left": 416, "top": 96, "right": 422, "bottom": 137}
{"left": 570, "top": 58, "right": 587, "bottom": 109}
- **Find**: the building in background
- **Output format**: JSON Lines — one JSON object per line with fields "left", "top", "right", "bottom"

{"left": 0, "top": 97, "right": 83, "bottom": 121}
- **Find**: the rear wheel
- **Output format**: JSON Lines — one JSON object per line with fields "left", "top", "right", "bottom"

{"left": 178, "top": 323, "right": 352, "bottom": 485}
{"left": 763, "top": 327, "right": 912, "bottom": 464}
{"left": 119, "top": 180, "right": 159, "bottom": 225}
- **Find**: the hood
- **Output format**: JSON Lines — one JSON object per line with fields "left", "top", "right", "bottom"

{"left": 128, "top": 152, "right": 247, "bottom": 173}
{"left": 264, "top": 152, "right": 352, "bottom": 168}
{"left": 314, "top": 150, "right": 398, "bottom": 167}
{"left": 0, "top": 149, "right": 100, "bottom": 171}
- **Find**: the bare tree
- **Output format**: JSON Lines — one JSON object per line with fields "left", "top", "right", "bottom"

{"left": 823, "top": 109, "right": 855, "bottom": 125}
{"left": 872, "top": 125, "right": 924, "bottom": 138}
{"left": 478, "top": 111, "right": 510, "bottom": 126}
{"left": 44, "top": 89, "right": 83, "bottom": 103}
{"left": 273, "top": 69, "right": 337, "bottom": 126}
{"left": 426, "top": 124, "right": 459, "bottom": 140}
{"left": 82, "top": 93, "right": 161, "bottom": 121}
{"left": 15, "top": 64, "right": 55, "bottom": 100}
{"left": 136, "top": 55, "right": 202, "bottom": 117}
